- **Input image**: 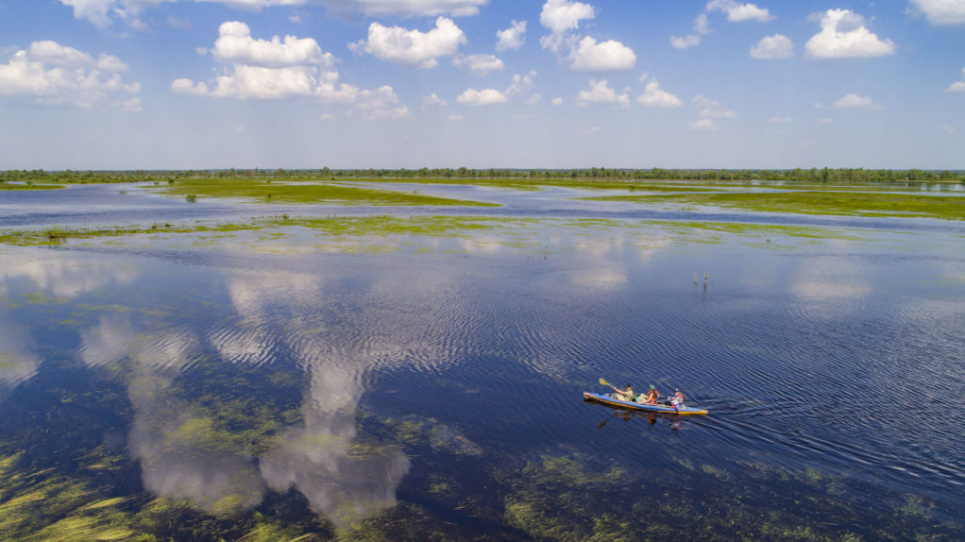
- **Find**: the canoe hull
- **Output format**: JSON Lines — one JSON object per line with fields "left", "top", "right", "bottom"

{"left": 584, "top": 392, "right": 708, "bottom": 416}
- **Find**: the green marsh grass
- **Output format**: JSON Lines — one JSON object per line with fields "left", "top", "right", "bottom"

{"left": 150, "top": 178, "right": 498, "bottom": 207}
{"left": 586, "top": 189, "right": 965, "bottom": 220}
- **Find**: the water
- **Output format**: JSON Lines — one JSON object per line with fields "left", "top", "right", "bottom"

{"left": 1, "top": 183, "right": 964, "bottom": 540}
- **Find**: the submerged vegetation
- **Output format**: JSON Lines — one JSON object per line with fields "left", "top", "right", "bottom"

{"left": 586, "top": 189, "right": 965, "bottom": 220}
{"left": 147, "top": 178, "right": 497, "bottom": 206}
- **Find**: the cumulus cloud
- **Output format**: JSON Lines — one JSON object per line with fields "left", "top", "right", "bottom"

{"left": 831, "top": 93, "right": 882, "bottom": 110}
{"left": 496, "top": 19, "right": 527, "bottom": 51}
{"left": 60, "top": 0, "right": 487, "bottom": 27}
{"left": 453, "top": 54, "right": 504, "bottom": 75}
{"left": 537, "top": 0, "right": 634, "bottom": 72}
{"left": 689, "top": 95, "right": 736, "bottom": 130}
{"left": 946, "top": 67, "right": 965, "bottom": 92}
{"left": 350, "top": 16, "right": 466, "bottom": 69}
{"left": 636, "top": 76, "right": 682, "bottom": 108}
{"left": 689, "top": 118, "right": 717, "bottom": 131}
{"left": 506, "top": 70, "right": 540, "bottom": 104}
{"left": 57, "top": 0, "right": 173, "bottom": 27}
{"left": 805, "top": 9, "right": 897, "bottom": 59}
{"left": 173, "top": 22, "right": 407, "bottom": 119}
{"left": 672, "top": 1, "right": 770, "bottom": 49}
{"left": 457, "top": 87, "right": 508, "bottom": 105}
{"left": 422, "top": 93, "right": 447, "bottom": 107}
{"left": 0, "top": 40, "right": 140, "bottom": 109}
{"left": 908, "top": 0, "right": 965, "bottom": 25}
{"left": 576, "top": 79, "right": 629, "bottom": 106}
{"left": 355, "top": 86, "right": 411, "bottom": 120}
{"left": 706, "top": 0, "right": 774, "bottom": 22}
{"left": 551, "top": 97, "right": 563, "bottom": 105}
{"left": 695, "top": 94, "right": 737, "bottom": 118}
{"left": 456, "top": 71, "right": 539, "bottom": 107}
{"left": 319, "top": 0, "right": 487, "bottom": 18}
{"left": 540, "top": 0, "right": 595, "bottom": 36}
{"left": 751, "top": 34, "right": 793, "bottom": 59}
{"left": 568, "top": 36, "right": 636, "bottom": 72}
{"left": 942, "top": 124, "right": 955, "bottom": 134}
{"left": 670, "top": 34, "right": 702, "bottom": 49}
{"left": 212, "top": 21, "right": 333, "bottom": 67}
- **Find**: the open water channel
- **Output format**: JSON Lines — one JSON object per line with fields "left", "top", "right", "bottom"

{"left": 0, "top": 183, "right": 963, "bottom": 540}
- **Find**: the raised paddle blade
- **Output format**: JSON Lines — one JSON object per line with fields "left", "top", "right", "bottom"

{"left": 599, "top": 377, "right": 609, "bottom": 387}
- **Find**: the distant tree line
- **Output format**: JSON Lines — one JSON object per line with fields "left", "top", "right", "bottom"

{"left": 2, "top": 167, "right": 963, "bottom": 184}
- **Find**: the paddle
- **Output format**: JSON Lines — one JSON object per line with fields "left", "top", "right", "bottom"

{"left": 600, "top": 377, "right": 630, "bottom": 400}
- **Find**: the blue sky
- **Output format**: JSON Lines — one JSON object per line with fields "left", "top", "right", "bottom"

{"left": 0, "top": 0, "right": 963, "bottom": 170}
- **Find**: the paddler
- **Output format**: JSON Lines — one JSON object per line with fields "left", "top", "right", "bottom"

{"left": 671, "top": 389, "right": 685, "bottom": 408}
{"left": 644, "top": 384, "right": 659, "bottom": 405}
{"left": 608, "top": 383, "right": 636, "bottom": 402}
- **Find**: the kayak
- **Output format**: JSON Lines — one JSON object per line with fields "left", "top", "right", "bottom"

{"left": 583, "top": 392, "right": 709, "bottom": 416}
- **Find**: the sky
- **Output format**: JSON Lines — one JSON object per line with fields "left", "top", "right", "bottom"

{"left": 0, "top": 0, "right": 963, "bottom": 170}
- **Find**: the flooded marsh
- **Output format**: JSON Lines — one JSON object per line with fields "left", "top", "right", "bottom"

{"left": 1, "top": 181, "right": 964, "bottom": 540}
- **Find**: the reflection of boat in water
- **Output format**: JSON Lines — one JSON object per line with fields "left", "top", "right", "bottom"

{"left": 583, "top": 392, "right": 709, "bottom": 416}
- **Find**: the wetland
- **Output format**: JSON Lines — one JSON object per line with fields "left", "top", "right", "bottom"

{"left": 1, "top": 175, "right": 964, "bottom": 540}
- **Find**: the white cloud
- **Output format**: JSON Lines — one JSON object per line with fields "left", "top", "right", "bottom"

{"left": 539, "top": 0, "right": 595, "bottom": 53}
{"left": 706, "top": 0, "right": 774, "bottom": 22}
{"left": 694, "top": 95, "right": 736, "bottom": 118}
{"left": 457, "top": 88, "right": 508, "bottom": 106}
{"left": 689, "top": 118, "right": 717, "bottom": 131}
{"left": 174, "top": 24, "right": 407, "bottom": 120}
{"left": 751, "top": 34, "right": 793, "bottom": 59}
{"left": 941, "top": 124, "right": 955, "bottom": 134}
{"left": 551, "top": 97, "right": 563, "bottom": 105}
{"left": 816, "top": 117, "right": 833, "bottom": 124}
{"left": 694, "top": 13, "right": 710, "bottom": 34}
{"left": 447, "top": 113, "right": 464, "bottom": 121}
{"left": 908, "top": 0, "right": 965, "bottom": 26}
{"left": 567, "top": 36, "right": 636, "bottom": 72}
{"left": 0, "top": 41, "right": 140, "bottom": 109}
{"left": 453, "top": 54, "right": 504, "bottom": 75}
{"left": 540, "top": 0, "right": 594, "bottom": 35}
{"left": 805, "top": 9, "right": 897, "bottom": 59}
{"left": 422, "top": 93, "right": 447, "bottom": 107}
{"left": 636, "top": 78, "right": 682, "bottom": 108}
{"left": 171, "top": 78, "right": 209, "bottom": 96}
{"left": 58, "top": 0, "right": 173, "bottom": 27}
{"left": 355, "top": 85, "right": 410, "bottom": 120}
{"left": 672, "top": 1, "right": 770, "bottom": 50}
{"left": 576, "top": 79, "right": 629, "bottom": 106}
{"left": 506, "top": 70, "right": 540, "bottom": 104}
{"left": 28, "top": 40, "right": 128, "bottom": 72}
{"left": 946, "top": 67, "right": 965, "bottom": 92}
{"left": 350, "top": 16, "right": 466, "bottom": 69}
{"left": 670, "top": 35, "right": 701, "bottom": 49}
{"left": 319, "top": 113, "right": 335, "bottom": 120}
{"left": 496, "top": 20, "right": 527, "bottom": 51}
{"left": 769, "top": 116, "right": 794, "bottom": 123}
{"left": 832, "top": 93, "right": 882, "bottom": 110}
{"left": 319, "top": 0, "right": 487, "bottom": 18}
{"left": 212, "top": 21, "right": 333, "bottom": 68}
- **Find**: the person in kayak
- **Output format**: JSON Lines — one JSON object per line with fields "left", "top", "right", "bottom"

{"left": 608, "top": 383, "right": 636, "bottom": 402}
{"left": 670, "top": 389, "right": 685, "bottom": 412}
{"left": 644, "top": 385, "right": 659, "bottom": 405}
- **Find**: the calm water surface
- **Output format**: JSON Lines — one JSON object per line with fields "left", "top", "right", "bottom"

{"left": 1, "top": 184, "right": 964, "bottom": 540}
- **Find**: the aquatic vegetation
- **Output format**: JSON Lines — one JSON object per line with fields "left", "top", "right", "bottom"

{"left": 492, "top": 450, "right": 958, "bottom": 541}
{"left": 146, "top": 178, "right": 498, "bottom": 207}
{"left": 586, "top": 190, "right": 965, "bottom": 220}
